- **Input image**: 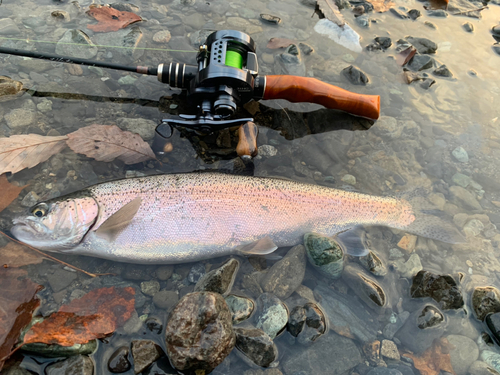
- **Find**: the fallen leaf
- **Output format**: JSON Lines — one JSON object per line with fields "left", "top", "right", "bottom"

{"left": 0, "top": 242, "right": 45, "bottom": 268}
{"left": 0, "top": 134, "right": 69, "bottom": 175}
{"left": 367, "top": 0, "right": 395, "bottom": 12}
{"left": 266, "top": 37, "right": 295, "bottom": 49}
{"left": 0, "top": 268, "right": 42, "bottom": 372}
{"left": 24, "top": 286, "right": 135, "bottom": 346}
{"left": 66, "top": 124, "right": 156, "bottom": 165}
{"left": 0, "top": 174, "right": 28, "bottom": 214}
{"left": 396, "top": 46, "right": 417, "bottom": 66}
{"left": 316, "top": 0, "right": 345, "bottom": 27}
{"left": 86, "top": 6, "right": 142, "bottom": 32}
{"left": 402, "top": 338, "right": 456, "bottom": 375}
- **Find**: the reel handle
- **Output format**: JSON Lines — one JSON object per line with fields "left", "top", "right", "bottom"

{"left": 261, "top": 75, "right": 380, "bottom": 120}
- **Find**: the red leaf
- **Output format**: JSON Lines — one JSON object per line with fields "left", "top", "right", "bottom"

{"left": 0, "top": 174, "right": 28, "bottom": 214}
{"left": 24, "top": 287, "right": 135, "bottom": 347}
{"left": 397, "top": 46, "right": 417, "bottom": 66}
{"left": 86, "top": 6, "right": 142, "bottom": 32}
{"left": 0, "top": 268, "right": 42, "bottom": 372}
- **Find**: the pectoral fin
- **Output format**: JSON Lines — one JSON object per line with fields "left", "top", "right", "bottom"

{"left": 95, "top": 197, "right": 142, "bottom": 242}
{"left": 335, "top": 226, "right": 369, "bottom": 257}
{"left": 235, "top": 236, "right": 278, "bottom": 255}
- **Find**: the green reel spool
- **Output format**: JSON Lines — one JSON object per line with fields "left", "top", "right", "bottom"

{"left": 225, "top": 49, "right": 243, "bottom": 69}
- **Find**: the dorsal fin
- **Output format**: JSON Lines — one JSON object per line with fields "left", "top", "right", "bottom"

{"left": 95, "top": 197, "right": 142, "bottom": 242}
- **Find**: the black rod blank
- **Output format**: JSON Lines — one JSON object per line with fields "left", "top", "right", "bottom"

{"left": 0, "top": 46, "right": 157, "bottom": 76}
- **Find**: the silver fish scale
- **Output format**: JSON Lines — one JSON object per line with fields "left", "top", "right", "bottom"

{"left": 74, "top": 173, "right": 406, "bottom": 264}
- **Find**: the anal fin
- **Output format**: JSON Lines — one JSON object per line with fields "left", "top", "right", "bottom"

{"left": 235, "top": 236, "right": 278, "bottom": 255}
{"left": 95, "top": 197, "right": 142, "bottom": 242}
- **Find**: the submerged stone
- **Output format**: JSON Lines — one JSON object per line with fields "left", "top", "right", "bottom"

{"left": 56, "top": 29, "right": 97, "bottom": 59}
{"left": 342, "top": 264, "right": 387, "bottom": 310}
{"left": 234, "top": 327, "right": 278, "bottom": 367}
{"left": 225, "top": 294, "right": 255, "bottom": 324}
{"left": 194, "top": 258, "right": 240, "bottom": 296}
{"left": 410, "top": 270, "right": 464, "bottom": 310}
{"left": 288, "top": 302, "right": 328, "bottom": 344}
{"left": 254, "top": 293, "right": 289, "bottom": 339}
{"left": 472, "top": 286, "right": 500, "bottom": 321}
{"left": 359, "top": 250, "right": 387, "bottom": 276}
{"left": 304, "top": 233, "right": 344, "bottom": 279}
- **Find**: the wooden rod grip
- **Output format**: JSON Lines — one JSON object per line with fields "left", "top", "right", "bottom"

{"left": 262, "top": 75, "right": 380, "bottom": 120}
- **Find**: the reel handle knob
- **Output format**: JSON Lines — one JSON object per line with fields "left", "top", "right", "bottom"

{"left": 236, "top": 122, "right": 259, "bottom": 158}
{"left": 261, "top": 75, "right": 380, "bottom": 120}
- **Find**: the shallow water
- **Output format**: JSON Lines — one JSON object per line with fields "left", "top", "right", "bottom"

{"left": 1, "top": 0, "right": 500, "bottom": 374}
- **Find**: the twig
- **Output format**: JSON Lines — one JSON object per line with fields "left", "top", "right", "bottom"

{"left": 452, "top": 6, "right": 488, "bottom": 15}
{"left": 0, "top": 232, "right": 113, "bottom": 277}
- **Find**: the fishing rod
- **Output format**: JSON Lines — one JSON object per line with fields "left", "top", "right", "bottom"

{"left": 0, "top": 30, "right": 380, "bottom": 157}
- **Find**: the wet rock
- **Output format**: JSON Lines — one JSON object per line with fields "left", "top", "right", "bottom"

{"left": 342, "top": 264, "right": 386, "bottom": 310}
{"left": 355, "top": 14, "right": 370, "bottom": 28}
{"left": 392, "top": 253, "right": 422, "bottom": 278}
{"left": 359, "top": 250, "right": 387, "bottom": 276}
{"left": 93, "top": 26, "right": 144, "bottom": 62}
{"left": 153, "top": 290, "right": 179, "bottom": 311}
{"left": 56, "top": 30, "right": 97, "bottom": 59}
{"left": 261, "top": 245, "right": 306, "bottom": 299}
{"left": 420, "top": 77, "right": 436, "bottom": 89}
{"left": 131, "top": 340, "right": 163, "bottom": 374}
{"left": 452, "top": 146, "right": 469, "bottom": 163}
{"left": 0, "top": 18, "right": 20, "bottom": 35}
{"left": 463, "top": 22, "right": 474, "bottom": 32}
{"left": 22, "top": 334, "right": 97, "bottom": 358}
{"left": 115, "top": 117, "right": 157, "bottom": 141}
{"left": 481, "top": 352, "right": 500, "bottom": 374}
{"left": 0, "top": 76, "right": 23, "bottom": 101}
{"left": 194, "top": 258, "right": 239, "bottom": 296}
{"left": 165, "top": 292, "right": 235, "bottom": 372}
{"left": 449, "top": 186, "right": 481, "bottom": 210}
{"left": 187, "top": 263, "right": 206, "bottom": 284}
{"left": 464, "top": 219, "right": 484, "bottom": 237}
{"left": 275, "top": 44, "right": 305, "bottom": 76}
{"left": 254, "top": 293, "right": 289, "bottom": 339}
{"left": 472, "top": 286, "right": 500, "bottom": 321}
{"left": 486, "top": 313, "right": 500, "bottom": 344}
{"left": 381, "top": 339, "right": 400, "bottom": 360}
{"left": 390, "top": 8, "right": 410, "bottom": 19}
{"left": 45, "top": 355, "right": 94, "bottom": 374}
{"left": 299, "top": 42, "right": 314, "bottom": 55}
{"left": 140, "top": 280, "right": 160, "bottom": 297}
{"left": 282, "top": 333, "right": 362, "bottom": 374}
{"left": 375, "top": 37, "right": 392, "bottom": 49}
{"left": 410, "top": 270, "right": 464, "bottom": 310}
{"left": 108, "top": 346, "right": 131, "bottom": 373}
{"left": 406, "top": 36, "right": 437, "bottom": 54}
{"left": 234, "top": 327, "right": 278, "bottom": 367}
{"left": 260, "top": 13, "right": 281, "bottom": 24}
{"left": 493, "top": 44, "right": 500, "bottom": 56}
{"left": 469, "top": 360, "right": 500, "bottom": 375}
{"left": 156, "top": 265, "right": 174, "bottom": 281}
{"left": 383, "top": 311, "right": 410, "bottom": 339}
{"left": 226, "top": 294, "right": 255, "bottom": 324}
{"left": 433, "top": 64, "right": 453, "bottom": 77}
{"left": 407, "top": 55, "right": 435, "bottom": 71}
{"left": 446, "top": 335, "right": 479, "bottom": 375}
{"left": 304, "top": 233, "right": 344, "bottom": 279}
{"left": 342, "top": 65, "right": 369, "bottom": 85}
{"left": 408, "top": 9, "right": 421, "bottom": 20}
{"left": 153, "top": 30, "right": 171, "bottom": 44}
{"left": 372, "top": 116, "right": 401, "bottom": 139}
{"left": 4, "top": 108, "right": 36, "bottom": 129}
{"left": 428, "top": 9, "right": 448, "bottom": 17}
{"left": 288, "top": 302, "right": 328, "bottom": 344}
{"left": 396, "top": 305, "right": 446, "bottom": 353}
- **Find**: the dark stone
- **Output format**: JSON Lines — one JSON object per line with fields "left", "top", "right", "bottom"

{"left": 131, "top": 340, "right": 164, "bottom": 374}
{"left": 342, "top": 264, "right": 386, "bottom": 310}
{"left": 486, "top": 312, "right": 500, "bottom": 344}
{"left": 108, "top": 346, "right": 131, "bottom": 374}
{"left": 463, "top": 22, "right": 474, "bottom": 32}
{"left": 407, "top": 55, "right": 435, "bottom": 71}
{"left": 420, "top": 78, "right": 436, "bottom": 90}
{"left": 427, "top": 9, "right": 448, "bottom": 17}
{"left": 492, "top": 25, "right": 500, "bottom": 37}
{"left": 46, "top": 268, "right": 77, "bottom": 293}
{"left": 406, "top": 36, "right": 438, "bottom": 54}
{"left": 493, "top": 44, "right": 500, "bottom": 56}
{"left": 145, "top": 317, "right": 163, "bottom": 334}
{"left": 165, "top": 292, "right": 235, "bottom": 372}
{"left": 416, "top": 305, "right": 445, "bottom": 328}
{"left": 367, "top": 368, "right": 403, "bottom": 375}
{"left": 187, "top": 263, "right": 206, "bottom": 284}
{"left": 287, "top": 302, "right": 328, "bottom": 344}
{"left": 375, "top": 37, "right": 392, "bottom": 49}
{"left": 366, "top": 42, "right": 383, "bottom": 51}
{"left": 234, "top": 327, "right": 278, "bottom": 367}
{"left": 45, "top": 355, "right": 94, "bottom": 375}
{"left": 254, "top": 293, "right": 289, "bottom": 339}
{"left": 299, "top": 42, "right": 314, "bottom": 55}
{"left": 433, "top": 64, "right": 453, "bottom": 77}
{"left": 194, "top": 258, "right": 240, "bottom": 296}
{"left": 282, "top": 333, "right": 362, "bottom": 374}
{"left": 260, "top": 245, "right": 306, "bottom": 299}
{"left": 425, "top": 162, "right": 444, "bottom": 178}
{"left": 153, "top": 290, "right": 179, "bottom": 311}
{"left": 342, "top": 65, "right": 369, "bottom": 85}
{"left": 472, "top": 286, "right": 500, "bottom": 321}
{"left": 410, "top": 270, "right": 464, "bottom": 310}
{"left": 390, "top": 8, "right": 410, "bottom": 18}
{"left": 408, "top": 9, "right": 421, "bottom": 20}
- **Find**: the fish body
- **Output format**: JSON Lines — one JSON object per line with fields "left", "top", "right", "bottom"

{"left": 11, "top": 173, "right": 461, "bottom": 264}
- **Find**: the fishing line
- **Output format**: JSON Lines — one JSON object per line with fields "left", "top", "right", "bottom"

{"left": 0, "top": 36, "right": 198, "bottom": 53}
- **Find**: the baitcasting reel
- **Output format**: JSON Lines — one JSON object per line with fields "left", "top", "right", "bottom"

{"left": 0, "top": 29, "right": 381, "bottom": 157}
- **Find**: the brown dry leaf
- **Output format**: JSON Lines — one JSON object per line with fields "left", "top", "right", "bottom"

{"left": 0, "top": 268, "right": 42, "bottom": 372}
{"left": 316, "top": 0, "right": 345, "bottom": 27}
{"left": 396, "top": 46, "right": 417, "bottom": 66}
{"left": 402, "top": 338, "right": 456, "bottom": 375}
{"left": 429, "top": 0, "right": 448, "bottom": 10}
{"left": 24, "top": 286, "right": 135, "bottom": 346}
{"left": 86, "top": 6, "right": 142, "bottom": 32}
{"left": 266, "top": 38, "right": 295, "bottom": 49}
{"left": 0, "top": 242, "right": 45, "bottom": 268}
{"left": 0, "top": 134, "right": 69, "bottom": 175}
{"left": 367, "top": 0, "right": 395, "bottom": 12}
{"left": 0, "top": 174, "right": 27, "bottom": 214}
{"left": 66, "top": 124, "right": 156, "bottom": 164}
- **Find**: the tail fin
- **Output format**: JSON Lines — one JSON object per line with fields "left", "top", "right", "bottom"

{"left": 400, "top": 213, "right": 466, "bottom": 244}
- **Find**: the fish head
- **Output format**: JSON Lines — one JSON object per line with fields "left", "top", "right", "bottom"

{"left": 11, "top": 193, "right": 99, "bottom": 251}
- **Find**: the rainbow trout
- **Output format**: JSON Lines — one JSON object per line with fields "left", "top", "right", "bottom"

{"left": 11, "top": 173, "right": 463, "bottom": 264}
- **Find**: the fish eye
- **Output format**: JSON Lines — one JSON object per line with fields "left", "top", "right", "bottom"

{"left": 32, "top": 204, "right": 48, "bottom": 218}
